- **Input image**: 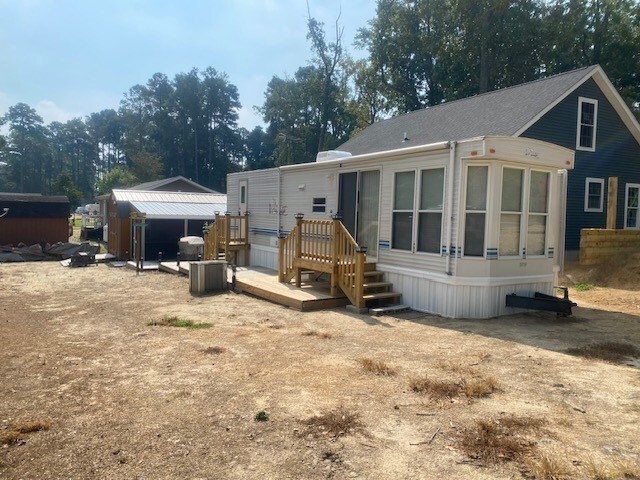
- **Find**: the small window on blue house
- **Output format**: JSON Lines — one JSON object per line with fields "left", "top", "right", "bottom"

{"left": 576, "top": 97, "right": 598, "bottom": 151}
{"left": 584, "top": 177, "right": 604, "bottom": 212}
{"left": 312, "top": 197, "right": 326, "bottom": 213}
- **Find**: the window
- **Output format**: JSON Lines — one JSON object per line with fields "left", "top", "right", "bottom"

{"left": 499, "top": 168, "right": 524, "bottom": 256}
{"left": 584, "top": 178, "right": 604, "bottom": 212}
{"left": 625, "top": 184, "right": 640, "bottom": 229}
{"left": 312, "top": 197, "right": 326, "bottom": 213}
{"left": 417, "top": 168, "right": 445, "bottom": 253}
{"left": 464, "top": 166, "right": 488, "bottom": 257}
{"left": 527, "top": 171, "right": 550, "bottom": 256}
{"left": 240, "top": 185, "right": 246, "bottom": 204}
{"left": 576, "top": 97, "right": 598, "bottom": 151}
{"left": 392, "top": 171, "right": 415, "bottom": 251}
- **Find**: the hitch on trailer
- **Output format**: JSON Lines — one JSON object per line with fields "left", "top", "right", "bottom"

{"left": 505, "top": 286, "right": 577, "bottom": 316}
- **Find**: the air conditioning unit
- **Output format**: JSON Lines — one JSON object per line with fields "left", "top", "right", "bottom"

{"left": 189, "top": 260, "right": 227, "bottom": 294}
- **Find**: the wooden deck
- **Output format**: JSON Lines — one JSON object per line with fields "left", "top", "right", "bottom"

{"left": 158, "top": 261, "right": 191, "bottom": 275}
{"left": 125, "top": 260, "right": 159, "bottom": 271}
{"left": 234, "top": 267, "right": 349, "bottom": 311}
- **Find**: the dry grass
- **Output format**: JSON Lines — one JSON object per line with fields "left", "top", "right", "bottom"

{"left": 267, "top": 324, "right": 285, "bottom": 329}
{"left": 458, "top": 419, "right": 533, "bottom": 463}
{"left": 435, "top": 360, "right": 474, "bottom": 374}
{"left": 524, "top": 451, "right": 573, "bottom": 480}
{"left": 410, "top": 375, "right": 499, "bottom": 400}
{"left": 148, "top": 315, "right": 213, "bottom": 329}
{"left": 302, "top": 330, "right": 333, "bottom": 339}
{"left": 462, "top": 377, "right": 499, "bottom": 398}
{"left": 565, "top": 342, "right": 640, "bottom": 363}
{"left": 357, "top": 357, "right": 397, "bottom": 376}
{"left": 499, "top": 415, "right": 546, "bottom": 432}
{"left": 410, "top": 376, "right": 461, "bottom": 399}
{"left": 303, "top": 407, "right": 363, "bottom": 437}
{"left": 586, "top": 456, "right": 640, "bottom": 479}
{"left": 202, "top": 346, "right": 226, "bottom": 355}
{"left": 0, "top": 421, "right": 50, "bottom": 446}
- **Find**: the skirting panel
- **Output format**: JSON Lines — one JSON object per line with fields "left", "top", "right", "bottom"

{"left": 249, "top": 245, "right": 278, "bottom": 271}
{"left": 382, "top": 270, "right": 553, "bottom": 319}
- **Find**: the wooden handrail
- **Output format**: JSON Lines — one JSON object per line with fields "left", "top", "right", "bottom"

{"left": 278, "top": 217, "right": 366, "bottom": 307}
{"left": 203, "top": 213, "right": 250, "bottom": 261}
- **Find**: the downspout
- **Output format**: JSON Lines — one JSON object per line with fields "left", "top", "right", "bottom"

{"left": 445, "top": 141, "right": 456, "bottom": 275}
{"left": 277, "top": 167, "right": 282, "bottom": 237}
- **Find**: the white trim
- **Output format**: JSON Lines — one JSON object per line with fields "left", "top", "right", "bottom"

{"left": 576, "top": 97, "right": 598, "bottom": 152}
{"left": 376, "top": 262, "right": 555, "bottom": 287}
{"left": 584, "top": 177, "right": 605, "bottom": 212}
{"left": 624, "top": 183, "right": 640, "bottom": 229}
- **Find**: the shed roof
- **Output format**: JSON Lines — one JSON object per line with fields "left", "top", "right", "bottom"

{"left": 112, "top": 189, "right": 226, "bottom": 220}
{"left": 129, "top": 175, "right": 219, "bottom": 194}
{"left": 339, "top": 66, "right": 601, "bottom": 155}
{"left": 0, "top": 192, "right": 69, "bottom": 203}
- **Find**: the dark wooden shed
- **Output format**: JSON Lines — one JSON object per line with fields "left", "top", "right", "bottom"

{"left": 0, "top": 193, "right": 70, "bottom": 246}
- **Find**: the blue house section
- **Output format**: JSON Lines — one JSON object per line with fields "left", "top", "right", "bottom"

{"left": 521, "top": 78, "right": 640, "bottom": 251}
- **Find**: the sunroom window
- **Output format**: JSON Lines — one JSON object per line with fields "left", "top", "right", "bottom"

{"left": 527, "top": 171, "right": 550, "bottom": 256}
{"left": 392, "top": 171, "right": 415, "bottom": 251}
{"left": 464, "top": 166, "right": 488, "bottom": 257}
{"left": 417, "top": 168, "right": 444, "bottom": 253}
{"left": 499, "top": 168, "right": 524, "bottom": 256}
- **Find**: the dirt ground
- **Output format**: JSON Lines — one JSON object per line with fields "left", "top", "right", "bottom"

{"left": 1, "top": 261, "right": 639, "bottom": 479}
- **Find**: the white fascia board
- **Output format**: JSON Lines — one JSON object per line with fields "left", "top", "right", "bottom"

{"left": 143, "top": 215, "right": 216, "bottom": 220}
{"left": 512, "top": 69, "right": 595, "bottom": 137}
{"left": 281, "top": 141, "right": 451, "bottom": 172}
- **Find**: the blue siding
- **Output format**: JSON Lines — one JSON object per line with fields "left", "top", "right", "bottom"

{"left": 522, "top": 78, "right": 640, "bottom": 250}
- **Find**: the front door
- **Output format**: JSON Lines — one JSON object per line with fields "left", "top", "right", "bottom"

{"left": 625, "top": 184, "right": 640, "bottom": 228}
{"left": 338, "top": 170, "right": 381, "bottom": 260}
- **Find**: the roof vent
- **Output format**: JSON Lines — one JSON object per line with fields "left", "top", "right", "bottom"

{"left": 403, "top": 132, "right": 410, "bottom": 142}
{"left": 315, "top": 150, "right": 353, "bottom": 163}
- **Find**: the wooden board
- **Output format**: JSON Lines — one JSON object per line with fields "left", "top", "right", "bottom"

{"left": 234, "top": 266, "right": 349, "bottom": 311}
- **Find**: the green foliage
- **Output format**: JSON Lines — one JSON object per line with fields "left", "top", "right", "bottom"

{"left": 96, "top": 166, "right": 138, "bottom": 195}
{"left": 51, "top": 172, "right": 82, "bottom": 210}
{"left": 573, "top": 283, "right": 595, "bottom": 291}
{"left": 130, "top": 151, "right": 162, "bottom": 183}
{"left": 254, "top": 411, "right": 269, "bottom": 422}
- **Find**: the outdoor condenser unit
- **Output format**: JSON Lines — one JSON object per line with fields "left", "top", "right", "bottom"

{"left": 189, "top": 260, "right": 227, "bottom": 294}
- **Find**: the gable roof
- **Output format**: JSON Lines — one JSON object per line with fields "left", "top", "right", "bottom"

{"left": 129, "top": 175, "right": 219, "bottom": 194}
{"left": 339, "top": 65, "right": 640, "bottom": 155}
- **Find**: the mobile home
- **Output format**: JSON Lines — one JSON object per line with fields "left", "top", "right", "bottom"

{"left": 227, "top": 136, "right": 574, "bottom": 318}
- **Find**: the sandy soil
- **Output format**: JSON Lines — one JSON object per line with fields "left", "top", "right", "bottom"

{"left": 0, "top": 262, "right": 639, "bottom": 479}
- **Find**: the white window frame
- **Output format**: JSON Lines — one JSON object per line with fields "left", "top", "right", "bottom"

{"left": 312, "top": 197, "right": 326, "bottom": 213}
{"left": 526, "top": 169, "right": 551, "bottom": 257}
{"left": 584, "top": 177, "right": 605, "bottom": 212}
{"left": 416, "top": 166, "right": 446, "bottom": 256}
{"left": 498, "top": 166, "right": 526, "bottom": 258}
{"left": 624, "top": 183, "right": 640, "bottom": 229}
{"left": 576, "top": 97, "right": 598, "bottom": 152}
{"left": 462, "top": 164, "right": 490, "bottom": 258}
{"left": 391, "top": 170, "right": 416, "bottom": 252}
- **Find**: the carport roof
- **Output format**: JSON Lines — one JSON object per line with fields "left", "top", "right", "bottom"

{"left": 113, "top": 189, "right": 227, "bottom": 220}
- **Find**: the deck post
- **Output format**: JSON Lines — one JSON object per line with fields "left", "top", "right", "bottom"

{"left": 355, "top": 246, "right": 367, "bottom": 308}
{"left": 294, "top": 213, "right": 304, "bottom": 287}
{"left": 225, "top": 212, "right": 231, "bottom": 262}
{"left": 330, "top": 214, "right": 342, "bottom": 296}
{"left": 213, "top": 212, "right": 220, "bottom": 260}
{"left": 277, "top": 232, "right": 287, "bottom": 282}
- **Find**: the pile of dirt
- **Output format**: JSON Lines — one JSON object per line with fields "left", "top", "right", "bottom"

{"left": 562, "top": 253, "right": 640, "bottom": 290}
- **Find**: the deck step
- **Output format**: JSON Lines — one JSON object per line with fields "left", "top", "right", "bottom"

{"left": 369, "top": 304, "right": 410, "bottom": 316}
{"left": 345, "top": 271, "right": 383, "bottom": 278}
{"left": 362, "top": 281, "right": 393, "bottom": 289}
{"left": 362, "top": 291, "right": 402, "bottom": 301}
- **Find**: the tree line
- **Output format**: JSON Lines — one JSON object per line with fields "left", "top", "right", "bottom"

{"left": 1, "top": 0, "right": 639, "bottom": 205}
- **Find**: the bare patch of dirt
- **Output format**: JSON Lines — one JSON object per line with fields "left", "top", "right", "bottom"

{"left": 0, "top": 262, "right": 639, "bottom": 479}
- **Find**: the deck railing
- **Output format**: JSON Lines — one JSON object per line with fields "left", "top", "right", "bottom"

{"left": 203, "top": 212, "right": 250, "bottom": 262}
{"left": 278, "top": 215, "right": 366, "bottom": 307}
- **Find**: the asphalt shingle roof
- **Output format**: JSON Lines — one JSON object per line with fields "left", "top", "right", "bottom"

{"left": 339, "top": 66, "right": 598, "bottom": 155}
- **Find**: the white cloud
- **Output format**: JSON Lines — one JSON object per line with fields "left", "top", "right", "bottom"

{"left": 237, "top": 105, "right": 264, "bottom": 131}
{"left": 35, "top": 100, "right": 83, "bottom": 124}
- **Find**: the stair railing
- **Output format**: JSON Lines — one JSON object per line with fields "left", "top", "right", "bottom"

{"left": 334, "top": 220, "right": 366, "bottom": 308}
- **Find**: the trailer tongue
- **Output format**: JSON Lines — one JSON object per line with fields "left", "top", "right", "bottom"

{"left": 506, "top": 288, "right": 577, "bottom": 316}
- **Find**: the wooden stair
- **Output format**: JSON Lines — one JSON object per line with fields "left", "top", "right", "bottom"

{"left": 353, "top": 263, "right": 402, "bottom": 309}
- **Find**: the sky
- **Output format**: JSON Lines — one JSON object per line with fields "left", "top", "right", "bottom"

{"left": 0, "top": 0, "right": 377, "bottom": 130}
